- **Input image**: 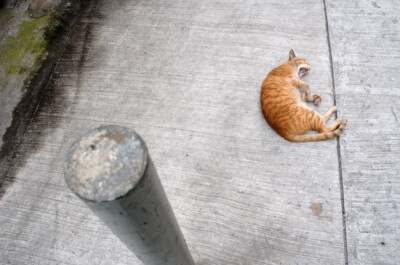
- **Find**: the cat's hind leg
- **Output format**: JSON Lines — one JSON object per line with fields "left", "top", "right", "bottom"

{"left": 316, "top": 118, "right": 343, "bottom": 132}
{"left": 325, "top": 118, "right": 343, "bottom": 131}
{"left": 322, "top": 106, "right": 337, "bottom": 122}
{"left": 310, "top": 108, "right": 342, "bottom": 132}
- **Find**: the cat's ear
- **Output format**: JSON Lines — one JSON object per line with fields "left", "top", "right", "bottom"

{"left": 288, "top": 49, "right": 296, "bottom": 60}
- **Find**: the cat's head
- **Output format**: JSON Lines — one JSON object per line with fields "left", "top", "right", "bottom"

{"left": 288, "top": 49, "right": 311, "bottom": 78}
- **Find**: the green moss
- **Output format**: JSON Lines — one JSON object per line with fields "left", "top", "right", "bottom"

{"left": 0, "top": 13, "right": 50, "bottom": 77}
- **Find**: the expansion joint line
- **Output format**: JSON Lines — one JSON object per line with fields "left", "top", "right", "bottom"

{"left": 322, "top": 0, "right": 348, "bottom": 264}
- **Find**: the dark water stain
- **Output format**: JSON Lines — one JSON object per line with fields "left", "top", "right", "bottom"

{"left": 1, "top": 0, "right": 21, "bottom": 8}
{"left": 0, "top": 0, "right": 103, "bottom": 199}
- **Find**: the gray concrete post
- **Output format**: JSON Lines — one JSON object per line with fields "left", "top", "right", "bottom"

{"left": 64, "top": 125, "right": 194, "bottom": 265}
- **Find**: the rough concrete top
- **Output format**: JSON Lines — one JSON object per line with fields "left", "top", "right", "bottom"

{"left": 64, "top": 125, "right": 148, "bottom": 202}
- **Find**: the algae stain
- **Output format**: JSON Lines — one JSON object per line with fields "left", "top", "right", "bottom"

{"left": 0, "top": 13, "right": 50, "bottom": 78}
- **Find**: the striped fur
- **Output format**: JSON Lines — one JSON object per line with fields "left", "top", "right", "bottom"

{"left": 260, "top": 50, "right": 347, "bottom": 142}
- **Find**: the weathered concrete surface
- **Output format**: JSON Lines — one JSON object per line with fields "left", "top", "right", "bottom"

{"left": 1, "top": 0, "right": 398, "bottom": 264}
{"left": 326, "top": 0, "right": 400, "bottom": 264}
{"left": 0, "top": 0, "right": 66, "bottom": 148}
{"left": 0, "top": 0, "right": 34, "bottom": 148}
{"left": 0, "top": 0, "right": 347, "bottom": 264}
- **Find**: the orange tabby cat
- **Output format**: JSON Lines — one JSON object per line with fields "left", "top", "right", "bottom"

{"left": 260, "top": 49, "right": 346, "bottom": 142}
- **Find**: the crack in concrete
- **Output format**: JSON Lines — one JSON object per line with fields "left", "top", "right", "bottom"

{"left": 322, "top": 0, "right": 349, "bottom": 264}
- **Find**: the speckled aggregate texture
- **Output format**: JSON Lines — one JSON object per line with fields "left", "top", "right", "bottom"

{"left": 0, "top": 0, "right": 399, "bottom": 264}
{"left": 326, "top": 0, "right": 400, "bottom": 264}
{"left": 64, "top": 125, "right": 194, "bottom": 265}
{"left": 65, "top": 125, "right": 148, "bottom": 202}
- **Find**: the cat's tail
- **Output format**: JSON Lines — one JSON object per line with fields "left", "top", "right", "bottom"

{"left": 285, "top": 120, "right": 347, "bottom": 142}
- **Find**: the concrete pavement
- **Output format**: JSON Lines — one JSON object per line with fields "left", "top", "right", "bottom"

{"left": 0, "top": 0, "right": 399, "bottom": 264}
{"left": 326, "top": 0, "right": 400, "bottom": 263}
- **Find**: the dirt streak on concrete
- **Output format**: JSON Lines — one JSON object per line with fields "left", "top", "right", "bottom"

{"left": 0, "top": 0, "right": 99, "bottom": 198}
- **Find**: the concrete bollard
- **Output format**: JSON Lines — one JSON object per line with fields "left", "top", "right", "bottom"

{"left": 64, "top": 125, "right": 194, "bottom": 265}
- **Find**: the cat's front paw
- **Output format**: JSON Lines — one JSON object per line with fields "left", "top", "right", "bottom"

{"left": 313, "top": 94, "right": 322, "bottom": 106}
